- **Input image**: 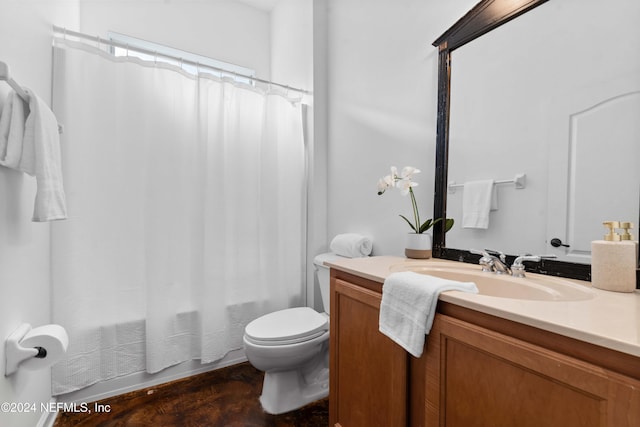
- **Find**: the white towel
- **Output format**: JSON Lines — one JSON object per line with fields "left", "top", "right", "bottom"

{"left": 329, "top": 233, "right": 373, "bottom": 258}
{"left": 462, "top": 179, "right": 495, "bottom": 229}
{"left": 0, "top": 91, "right": 26, "bottom": 168}
{"left": 379, "top": 271, "right": 478, "bottom": 357}
{"left": 0, "top": 89, "right": 67, "bottom": 221}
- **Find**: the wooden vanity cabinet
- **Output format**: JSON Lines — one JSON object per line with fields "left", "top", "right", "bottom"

{"left": 330, "top": 268, "right": 640, "bottom": 427}
{"left": 413, "top": 308, "right": 640, "bottom": 427}
{"left": 329, "top": 269, "right": 408, "bottom": 427}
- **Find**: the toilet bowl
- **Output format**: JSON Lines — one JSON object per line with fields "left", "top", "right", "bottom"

{"left": 242, "top": 252, "right": 339, "bottom": 415}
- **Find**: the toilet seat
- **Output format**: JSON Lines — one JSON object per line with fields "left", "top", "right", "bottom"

{"left": 245, "top": 307, "right": 328, "bottom": 346}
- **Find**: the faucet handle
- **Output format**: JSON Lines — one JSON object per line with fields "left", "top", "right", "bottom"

{"left": 484, "top": 248, "right": 507, "bottom": 263}
{"left": 511, "top": 254, "right": 557, "bottom": 277}
{"left": 512, "top": 254, "right": 541, "bottom": 266}
{"left": 470, "top": 249, "right": 495, "bottom": 272}
{"left": 470, "top": 248, "right": 488, "bottom": 256}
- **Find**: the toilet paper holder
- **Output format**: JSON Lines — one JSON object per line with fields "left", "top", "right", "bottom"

{"left": 5, "top": 323, "right": 52, "bottom": 376}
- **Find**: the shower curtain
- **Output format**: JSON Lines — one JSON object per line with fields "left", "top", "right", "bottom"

{"left": 50, "top": 38, "right": 306, "bottom": 395}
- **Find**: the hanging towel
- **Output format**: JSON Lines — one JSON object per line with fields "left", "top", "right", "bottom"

{"left": 0, "top": 91, "right": 26, "bottom": 168}
{"left": 329, "top": 233, "right": 373, "bottom": 258}
{"left": 0, "top": 89, "right": 67, "bottom": 221}
{"left": 462, "top": 179, "right": 495, "bottom": 229}
{"left": 379, "top": 271, "right": 478, "bottom": 357}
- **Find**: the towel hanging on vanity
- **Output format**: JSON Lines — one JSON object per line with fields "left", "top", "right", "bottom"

{"left": 379, "top": 271, "right": 478, "bottom": 357}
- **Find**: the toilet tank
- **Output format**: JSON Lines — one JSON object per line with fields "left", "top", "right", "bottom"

{"left": 313, "top": 253, "right": 343, "bottom": 315}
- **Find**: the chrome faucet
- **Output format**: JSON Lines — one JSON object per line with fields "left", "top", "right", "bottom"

{"left": 511, "top": 254, "right": 557, "bottom": 278}
{"left": 471, "top": 249, "right": 512, "bottom": 275}
{"left": 472, "top": 249, "right": 557, "bottom": 277}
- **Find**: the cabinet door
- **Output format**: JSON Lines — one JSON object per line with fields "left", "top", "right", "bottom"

{"left": 424, "top": 315, "right": 640, "bottom": 427}
{"left": 330, "top": 277, "right": 407, "bottom": 427}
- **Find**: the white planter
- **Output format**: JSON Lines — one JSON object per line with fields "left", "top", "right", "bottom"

{"left": 405, "top": 233, "right": 432, "bottom": 259}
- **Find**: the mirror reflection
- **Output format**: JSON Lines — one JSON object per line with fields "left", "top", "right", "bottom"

{"left": 444, "top": 0, "right": 640, "bottom": 264}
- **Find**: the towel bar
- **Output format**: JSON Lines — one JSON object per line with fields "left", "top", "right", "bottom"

{"left": 448, "top": 173, "right": 526, "bottom": 194}
{"left": 1, "top": 61, "right": 64, "bottom": 134}
{"left": 0, "top": 61, "right": 30, "bottom": 102}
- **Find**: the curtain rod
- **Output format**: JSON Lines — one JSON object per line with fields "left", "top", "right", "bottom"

{"left": 52, "top": 26, "right": 309, "bottom": 95}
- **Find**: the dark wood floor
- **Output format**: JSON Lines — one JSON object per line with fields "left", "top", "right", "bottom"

{"left": 53, "top": 362, "right": 329, "bottom": 427}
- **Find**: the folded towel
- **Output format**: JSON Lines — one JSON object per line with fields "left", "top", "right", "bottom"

{"left": 329, "top": 233, "right": 372, "bottom": 258}
{"left": 462, "top": 179, "right": 495, "bottom": 229}
{"left": 0, "top": 89, "right": 67, "bottom": 221}
{"left": 379, "top": 271, "right": 478, "bottom": 357}
{"left": 0, "top": 91, "right": 26, "bottom": 168}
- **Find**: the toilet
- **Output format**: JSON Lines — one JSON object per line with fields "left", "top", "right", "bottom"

{"left": 242, "top": 252, "right": 339, "bottom": 415}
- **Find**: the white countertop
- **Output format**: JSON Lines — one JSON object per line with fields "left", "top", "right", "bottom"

{"left": 326, "top": 256, "right": 640, "bottom": 358}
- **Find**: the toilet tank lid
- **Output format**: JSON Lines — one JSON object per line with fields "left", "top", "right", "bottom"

{"left": 313, "top": 252, "right": 344, "bottom": 268}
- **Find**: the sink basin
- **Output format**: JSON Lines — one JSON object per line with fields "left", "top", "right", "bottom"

{"left": 389, "top": 263, "right": 593, "bottom": 302}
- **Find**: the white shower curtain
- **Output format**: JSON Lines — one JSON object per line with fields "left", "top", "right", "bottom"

{"left": 50, "top": 38, "right": 306, "bottom": 394}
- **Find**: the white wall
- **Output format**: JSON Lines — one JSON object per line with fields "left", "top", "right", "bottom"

{"left": 326, "top": 0, "right": 476, "bottom": 256}
{"left": 271, "top": 0, "right": 327, "bottom": 310}
{"left": 271, "top": 0, "right": 313, "bottom": 92}
{"left": 0, "top": 2, "right": 80, "bottom": 425}
{"left": 79, "top": 0, "right": 271, "bottom": 80}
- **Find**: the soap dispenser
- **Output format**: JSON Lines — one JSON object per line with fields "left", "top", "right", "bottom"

{"left": 620, "top": 221, "right": 639, "bottom": 278}
{"left": 591, "top": 221, "right": 637, "bottom": 292}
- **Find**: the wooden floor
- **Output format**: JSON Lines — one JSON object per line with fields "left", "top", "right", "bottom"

{"left": 53, "top": 362, "right": 329, "bottom": 427}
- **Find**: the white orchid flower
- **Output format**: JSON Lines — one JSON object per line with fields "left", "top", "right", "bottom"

{"left": 397, "top": 178, "right": 418, "bottom": 196}
{"left": 400, "top": 166, "right": 420, "bottom": 180}
{"left": 377, "top": 165, "right": 453, "bottom": 235}
{"left": 377, "top": 175, "right": 394, "bottom": 194}
{"left": 390, "top": 166, "right": 399, "bottom": 180}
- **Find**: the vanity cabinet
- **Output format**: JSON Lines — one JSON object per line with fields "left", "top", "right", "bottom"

{"left": 413, "top": 310, "right": 640, "bottom": 427}
{"left": 330, "top": 268, "right": 640, "bottom": 427}
{"left": 329, "top": 269, "right": 407, "bottom": 427}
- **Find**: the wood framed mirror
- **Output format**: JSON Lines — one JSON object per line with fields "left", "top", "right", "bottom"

{"left": 430, "top": 0, "right": 639, "bottom": 286}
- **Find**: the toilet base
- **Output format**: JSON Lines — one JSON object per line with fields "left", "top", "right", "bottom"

{"left": 259, "top": 351, "right": 329, "bottom": 414}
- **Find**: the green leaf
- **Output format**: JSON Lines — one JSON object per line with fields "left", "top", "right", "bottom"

{"left": 444, "top": 218, "right": 455, "bottom": 233}
{"left": 415, "top": 217, "right": 454, "bottom": 233}
{"left": 419, "top": 218, "right": 433, "bottom": 233}
{"left": 399, "top": 215, "right": 418, "bottom": 233}
{"left": 419, "top": 217, "right": 443, "bottom": 233}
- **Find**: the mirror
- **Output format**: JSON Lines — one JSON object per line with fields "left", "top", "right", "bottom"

{"left": 431, "top": 0, "right": 640, "bottom": 283}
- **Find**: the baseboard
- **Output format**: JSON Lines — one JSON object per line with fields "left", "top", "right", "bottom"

{"left": 37, "top": 399, "right": 58, "bottom": 427}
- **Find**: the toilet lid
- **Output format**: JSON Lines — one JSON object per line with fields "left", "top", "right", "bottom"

{"left": 245, "top": 307, "right": 328, "bottom": 345}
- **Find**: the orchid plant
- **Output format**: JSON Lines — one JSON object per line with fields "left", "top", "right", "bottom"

{"left": 377, "top": 166, "right": 454, "bottom": 234}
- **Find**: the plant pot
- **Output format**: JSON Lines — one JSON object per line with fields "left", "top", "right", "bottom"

{"left": 405, "top": 233, "right": 432, "bottom": 259}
